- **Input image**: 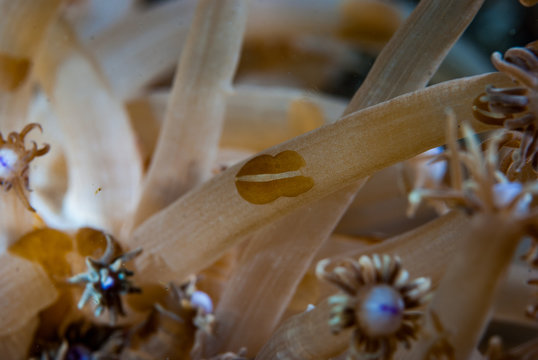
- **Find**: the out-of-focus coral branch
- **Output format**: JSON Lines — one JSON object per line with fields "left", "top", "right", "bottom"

{"left": 0, "top": 0, "right": 64, "bottom": 93}
{"left": 131, "top": 72, "right": 511, "bottom": 287}
{"left": 0, "top": 253, "right": 57, "bottom": 343}
{"left": 345, "top": 0, "right": 487, "bottom": 114}
{"left": 130, "top": 0, "right": 247, "bottom": 229}
{"left": 90, "top": 0, "right": 196, "bottom": 99}
{"left": 34, "top": 20, "right": 143, "bottom": 234}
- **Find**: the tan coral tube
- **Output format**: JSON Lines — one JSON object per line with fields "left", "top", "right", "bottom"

{"left": 0, "top": 193, "right": 39, "bottom": 251}
{"left": 0, "top": 317, "right": 38, "bottom": 360}
{"left": 0, "top": 253, "right": 57, "bottom": 337}
{"left": 130, "top": 72, "right": 512, "bottom": 284}
{"left": 127, "top": 86, "right": 344, "bottom": 163}
{"left": 406, "top": 214, "right": 525, "bottom": 359}
{"left": 345, "top": 0, "right": 487, "bottom": 113}
{"left": 130, "top": 0, "right": 247, "bottom": 229}
{"left": 35, "top": 20, "right": 142, "bottom": 234}
{"left": 90, "top": 0, "right": 197, "bottom": 99}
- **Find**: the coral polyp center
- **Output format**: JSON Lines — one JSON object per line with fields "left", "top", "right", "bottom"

{"left": 0, "top": 123, "right": 50, "bottom": 211}
{"left": 0, "top": 148, "right": 19, "bottom": 177}
{"left": 358, "top": 285, "right": 405, "bottom": 337}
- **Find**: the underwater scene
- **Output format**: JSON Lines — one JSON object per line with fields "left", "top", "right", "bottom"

{"left": 0, "top": 0, "right": 537, "bottom": 359}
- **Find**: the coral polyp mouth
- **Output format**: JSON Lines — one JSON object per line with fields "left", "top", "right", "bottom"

{"left": 357, "top": 285, "right": 405, "bottom": 337}
{"left": 0, "top": 148, "right": 19, "bottom": 177}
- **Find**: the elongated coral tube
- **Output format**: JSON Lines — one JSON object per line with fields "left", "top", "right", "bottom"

{"left": 131, "top": 73, "right": 512, "bottom": 284}
{"left": 130, "top": 0, "right": 247, "bottom": 229}
{"left": 408, "top": 214, "right": 526, "bottom": 359}
{"left": 346, "top": 0, "right": 486, "bottom": 113}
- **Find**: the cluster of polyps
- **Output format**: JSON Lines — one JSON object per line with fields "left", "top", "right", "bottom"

{"left": 1, "top": 0, "right": 538, "bottom": 360}
{"left": 402, "top": 112, "right": 538, "bottom": 358}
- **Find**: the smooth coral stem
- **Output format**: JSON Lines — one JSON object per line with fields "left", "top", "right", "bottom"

{"left": 410, "top": 214, "right": 525, "bottom": 359}
{"left": 130, "top": 0, "right": 247, "bottom": 229}
{"left": 345, "top": 0, "right": 486, "bottom": 114}
{"left": 35, "top": 20, "right": 143, "bottom": 234}
{"left": 131, "top": 73, "right": 512, "bottom": 285}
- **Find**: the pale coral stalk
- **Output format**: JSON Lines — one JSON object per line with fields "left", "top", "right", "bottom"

{"left": 407, "top": 214, "right": 527, "bottom": 359}
{"left": 0, "top": 253, "right": 57, "bottom": 340}
{"left": 258, "top": 299, "right": 352, "bottom": 360}
{"left": 245, "top": 0, "right": 343, "bottom": 41}
{"left": 0, "top": 193, "right": 38, "bottom": 251}
{"left": 493, "top": 262, "right": 538, "bottom": 327}
{"left": 26, "top": 95, "right": 69, "bottom": 226}
{"left": 34, "top": 20, "right": 142, "bottom": 234}
{"left": 127, "top": 86, "right": 344, "bottom": 162}
{"left": 281, "top": 233, "right": 377, "bottom": 319}
{"left": 345, "top": 0, "right": 487, "bottom": 114}
{"left": 331, "top": 211, "right": 467, "bottom": 291}
{"left": 130, "top": 0, "right": 247, "bottom": 228}
{"left": 91, "top": 0, "right": 197, "bottom": 99}
{"left": 0, "top": 317, "right": 38, "bottom": 360}
{"left": 245, "top": 0, "right": 402, "bottom": 50}
{"left": 64, "top": 0, "right": 135, "bottom": 41}
{"left": 130, "top": 72, "right": 511, "bottom": 284}
{"left": 221, "top": 85, "right": 345, "bottom": 150}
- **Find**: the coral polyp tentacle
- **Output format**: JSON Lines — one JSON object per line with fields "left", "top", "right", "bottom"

{"left": 473, "top": 41, "right": 538, "bottom": 177}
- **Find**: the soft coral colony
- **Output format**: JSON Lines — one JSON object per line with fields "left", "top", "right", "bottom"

{"left": 0, "top": 0, "right": 537, "bottom": 359}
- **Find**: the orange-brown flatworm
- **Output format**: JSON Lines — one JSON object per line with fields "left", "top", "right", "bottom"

{"left": 235, "top": 150, "right": 314, "bottom": 204}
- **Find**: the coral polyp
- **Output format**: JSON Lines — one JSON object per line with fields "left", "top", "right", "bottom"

{"left": 317, "top": 254, "right": 432, "bottom": 359}
{"left": 67, "top": 234, "right": 142, "bottom": 325}
{"left": 0, "top": 123, "right": 49, "bottom": 211}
